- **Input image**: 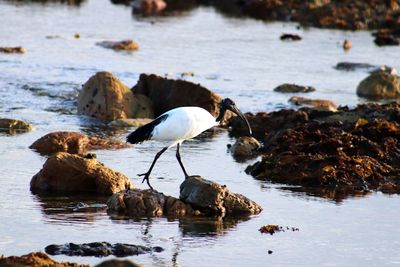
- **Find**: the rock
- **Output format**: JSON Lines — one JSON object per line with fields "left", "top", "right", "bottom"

{"left": 243, "top": 103, "right": 400, "bottom": 200}
{"left": 273, "top": 83, "right": 316, "bottom": 93}
{"left": 0, "top": 46, "right": 25, "bottom": 54}
{"left": 0, "top": 118, "right": 33, "bottom": 134}
{"left": 230, "top": 136, "right": 261, "bottom": 159}
{"left": 0, "top": 252, "right": 88, "bottom": 267}
{"left": 30, "top": 152, "right": 133, "bottom": 195}
{"left": 108, "top": 118, "right": 153, "bottom": 127}
{"left": 29, "top": 131, "right": 130, "bottom": 156}
{"left": 132, "top": 73, "right": 232, "bottom": 122}
{"left": 343, "top": 39, "right": 351, "bottom": 50}
{"left": 356, "top": 70, "right": 400, "bottom": 99}
{"left": 132, "top": 0, "right": 167, "bottom": 15}
{"left": 374, "top": 30, "right": 400, "bottom": 46}
{"left": 228, "top": 109, "right": 309, "bottom": 139}
{"left": 289, "top": 96, "right": 338, "bottom": 111}
{"left": 107, "top": 188, "right": 197, "bottom": 217}
{"left": 180, "top": 176, "right": 262, "bottom": 216}
{"left": 95, "top": 259, "right": 142, "bottom": 267}
{"left": 45, "top": 242, "right": 163, "bottom": 257}
{"left": 96, "top": 40, "right": 139, "bottom": 51}
{"left": 280, "top": 33, "right": 302, "bottom": 41}
{"left": 78, "top": 72, "right": 154, "bottom": 121}
{"left": 259, "top": 224, "right": 299, "bottom": 234}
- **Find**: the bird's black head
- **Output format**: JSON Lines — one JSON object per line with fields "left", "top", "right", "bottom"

{"left": 216, "top": 98, "right": 252, "bottom": 135}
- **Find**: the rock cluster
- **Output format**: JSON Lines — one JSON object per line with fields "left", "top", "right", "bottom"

{"left": 229, "top": 103, "right": 400, "bottom": 199}
{"left": 45, "top": 242, "right": 163, "bottom": 257}
{"left": 108, "top": 176, "right": 262, "bottom": 217}
{"left": 0, "top": 252, "right": 88, "bottom": 267}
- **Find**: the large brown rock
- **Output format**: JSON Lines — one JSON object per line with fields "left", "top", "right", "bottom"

{"left": 78, "top": 72, "right": 154, "bottom": 122}
{"left": 180, "top": 176, "right": 262, "bottom": 216}
{"left": 0, "top": 252, "right": 88, "bottom": 267}
{"left": 29, "top": 131, "right": 130, "bottom": 156}
{"left": 230, "top": 136, "right": 261, "bottom": 159}
{"left": 289, "top": 96, "right": 338, "bottom": 111}
{"left": 274, "top": 83, "right": 315, "bottom": 93}
{"left": 31, "top": 152, "right": 133, "bottom": 195}
{"left": 107, "top": 188, "right": 197, "bottom": 217}
{"left": 356, "top": 70, "right": 400, "bottom": 99}
{"left": 132, "top": 73, "right": 233, "bottom": 122}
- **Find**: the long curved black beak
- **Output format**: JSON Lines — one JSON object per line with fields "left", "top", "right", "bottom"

{"left": 229, "top": 105, "right": 252, "bottom": 135}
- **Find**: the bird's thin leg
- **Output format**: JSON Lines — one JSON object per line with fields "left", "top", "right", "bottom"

{"left": 176, "top": 143, "right": 189, "bottom": 178}
{"left": 138, "top": 147, "right": 168, "bottom": 190}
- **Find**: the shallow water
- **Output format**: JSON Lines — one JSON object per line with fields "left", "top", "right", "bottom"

{"left": 1, "top": 1, "right": 400, "bottom": 266}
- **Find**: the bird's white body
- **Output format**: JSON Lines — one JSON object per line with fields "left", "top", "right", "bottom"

{"left": 151, "top": 106, "right": 218, "bottom": 147}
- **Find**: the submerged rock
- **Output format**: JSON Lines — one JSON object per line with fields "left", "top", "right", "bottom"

{"left": 96, "top": 40, "right": 139, "bottom": 51}
{"left": 180, "top": 176, "right": 262, "bottom": 216}
{"left": 334, "top": 62, "right": 392, "bottom": 72}
{"left": 280, "top": 33, "right": 302, "bottom": 41}
{"left": 45, "top": 242, "right": 163, "bottom": 257}
{"left": 0, "top": 118, "right": 33, "bottom": 134}
{"left": 107, "top": 188, "right": 197, "bottom": 217}
{"left": 356, "top": 70, "right": 400, "bottom": 99}
{"left": 132, "top": 73, "right": 233, "bottom": 123}
{"left": 78, "top": 72, "right": 154, "bottom": 122}
{"left": 273, "top": 83, "right": 316, "bottom": 93}
{"left": 289, "top": 96, "right": 338, "bottom": 111}
{"left": 29, "top": 131, "right": 130, "bottom": 156}
{"left": 0, "top": 252, "right": 88, "bottom": 267}
{"left": 0, "top": 46, "right": 25, "bottom": 54}
{"left": 230, "top": 136, "right": 261, "bottom": 159}
{"left": 31, "top": 152, "right": 133, "bottom": 195}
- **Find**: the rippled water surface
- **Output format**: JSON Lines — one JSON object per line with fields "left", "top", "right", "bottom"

{"left": 1, "top": 1, "right": 400, "bottom": 266}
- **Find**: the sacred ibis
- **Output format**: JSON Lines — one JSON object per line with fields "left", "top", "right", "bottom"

{"left": 127, "top": 98, "right": 252, "bottom": 190}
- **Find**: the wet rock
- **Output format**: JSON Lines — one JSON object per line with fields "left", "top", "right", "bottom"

{"left": 374, "top": 30, "right": 400, "bottom": 46}
{"left": 96, "top": 40, "right": 139, "bottom": 51}
{"left": 242, "top": 103, "right": 400, "bottom": 200}
{"left": 209, "top": 0, "right": 399, "bottom": 30}
{"left": 107, "top": 188, "right": 197, "bottom": 217}
{"left": 343, "top": 39, "right": 351, "bottom": 50}
{"left": 132, "top": 73, "right": 232, "bottom": 122}
{"left": 31, "top": 152, "right": 133, "bottom": 195}
{"left": 0, "top": 252, "right": 88, "bottom": 267}
{"left": 289, "top": 96, "right": 338, "bottom": 112}
{"left": 356, "top": 70, "right": 400, "bottom": 99}
{"left": 29, "top": 131, "right": 130, "bottom": 156}
{"left": 259, "top": 224, "right": 299, "bottom": 235}
{"left": 280, "top": 33, "right": 302, "bottom": 41}
{"left": 228, "top": 109, "right": 309, "bottom": 139}
{"left": 180, "top": 176, "right": 262, "bottom": 216}
{"left": 45, "top": 242, "right": 162, "bottom": 257}
{"left": 0, "top": 46, "right": 25, "bottom": 54}
{"left": 132, "top": 0, "right": 167, "bottom": 15}
{"left": 108, "top": 118, "right": 153, "bottom": 127}
{"left": 0, "top": 118, "right": 33, "bottom": 134}
{"left": 273, "top": 83, "right": 316, "bottom": 93}
{"left": 230, "top": 136, "right": 261, "bottom": 159}
{"left": 95, "top": 259, "right": 142, "bottom": 267}
{"left": 78, "top": 72, "right": 154, "bottom": 122}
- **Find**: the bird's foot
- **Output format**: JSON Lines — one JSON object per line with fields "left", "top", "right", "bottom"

{"left": 137, "top": 172, "right": 154, "bottom": 191}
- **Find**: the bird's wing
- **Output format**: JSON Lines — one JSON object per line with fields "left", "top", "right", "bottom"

{"left": 126, "top": 114, "right": 169, "bottom": 144}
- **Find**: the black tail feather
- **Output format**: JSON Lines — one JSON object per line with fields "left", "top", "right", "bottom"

{"left": 126, "top": 114, "right": 169, "bottom": 144}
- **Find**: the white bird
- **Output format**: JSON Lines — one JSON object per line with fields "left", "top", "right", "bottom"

{"left": 126, "top": 98, "right": 252, "bottom": 190}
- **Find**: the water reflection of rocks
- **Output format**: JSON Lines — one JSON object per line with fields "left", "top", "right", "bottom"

{"left": 32, "top": 194, "right": 108, "bottom": 224}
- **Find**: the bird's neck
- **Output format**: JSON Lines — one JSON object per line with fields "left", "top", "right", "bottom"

{"left": 215, "top": 107, "right": 226, "bottom": 122}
